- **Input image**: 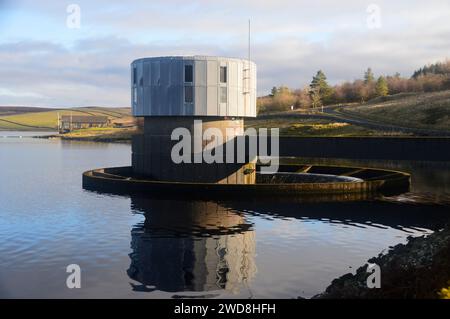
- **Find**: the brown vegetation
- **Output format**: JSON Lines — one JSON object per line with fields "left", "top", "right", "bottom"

{"left": 258, "top": 60, "right": 450, "bottom": 114}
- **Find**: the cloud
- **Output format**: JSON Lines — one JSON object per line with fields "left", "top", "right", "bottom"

{"left": 0, "top": 0, "right": 449, "bottom": 107}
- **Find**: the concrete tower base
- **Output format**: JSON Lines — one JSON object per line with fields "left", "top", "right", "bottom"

{"left": 132, "top": 117, "right": 256, "bottom": 184}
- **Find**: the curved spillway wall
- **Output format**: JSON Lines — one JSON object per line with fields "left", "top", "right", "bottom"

{"left": 82, "top": 164, "right": 411, "bottom": 201}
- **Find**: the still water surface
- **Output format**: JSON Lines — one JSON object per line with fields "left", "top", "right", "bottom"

{"left": 0, "top": 132, "right": 449, "bottom": 298}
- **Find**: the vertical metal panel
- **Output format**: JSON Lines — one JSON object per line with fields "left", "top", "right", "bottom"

{"left": 195, "top": 60, "right": 207, "bottom": 115}
{"left": 168, "top": 60, "right": 177, "bottom": 114}
{"left": 229, "top": 61, "right": 238, "bottom": 116}
{"left": 174, "top": 59, "right": 183, "bottom": 115}
{"left": 151, "top": 61, "right": 160, "bottom": 86}
{"left": 161, "top": 85, "right": 168, "bottom": 115}
{"left": 131, "top": 63, "right": 135, "bottom": 115}
{"left": 207, "top": 60, "right": 218, "bottom": 115}
{"left": 160, "top": 60, "right": 169, "bottom": 86}
{"left": 195, "top": 86, "right": 207, "bottom": 115}
{"left": 151, "top": 86, "right": 158, "bottom": 116}
{"left": 143, "top": 86, "right": 149, "bottom": 116}
{"left": 143, "top": 61, "right": 150, "bottom": 86}
{"left": 143, "top": 61, "right": 151, "bottom": 115}
{"left": 207, "top": 86, "right": 217, "bottom": 116}
{"left": 195, "top": 60, "right": 207, "bottom": 86}
{"left": 137, "top": 61, "right": 144, "bottom": 116}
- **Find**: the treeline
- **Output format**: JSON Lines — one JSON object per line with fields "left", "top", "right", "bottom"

{"left": 258, "top": 60, "right": 450, "bottom": 113}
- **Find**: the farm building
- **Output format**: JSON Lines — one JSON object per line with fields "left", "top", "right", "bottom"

{"left": 59, "top": 115, "right": 110, "bottom": 133}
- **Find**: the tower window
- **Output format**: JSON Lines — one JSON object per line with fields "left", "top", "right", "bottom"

{"left": 184, "top": 65, "right": 193, "bottom": 83}
{"left": 220, "top": 66, "right": 227, "bottom": 83}
{"left": 184, "top": 86, "right": 193, "bottom": 103}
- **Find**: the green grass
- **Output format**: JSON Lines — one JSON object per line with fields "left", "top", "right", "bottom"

{"left": 342, "top": 90, "right": 450, "bottom": 131}
{"left": 245, "top": 118, "right": 408, "bottom": 137}
{"left": 60, "top": 127, "right": 137, "bottom": 143}
{"left": 0, "top": 107, "right": 131, "bottom": 131}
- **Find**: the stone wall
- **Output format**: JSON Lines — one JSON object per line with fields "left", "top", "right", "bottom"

{"left": 279, "top": 137, "right": 450, "bottom": 161}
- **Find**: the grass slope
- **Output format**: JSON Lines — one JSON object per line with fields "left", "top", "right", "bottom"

{"left": 58, "top": 127, "right": 137, "bottom": 143}
{"left": 246, "top": 117, "right": 409, "bottom": 137}
{"left": 341, "top": 90, "right": 450, "bottom": 132}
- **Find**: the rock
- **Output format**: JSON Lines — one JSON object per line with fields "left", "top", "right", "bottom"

{"left": 313, "top": 225, "right": 450, "bottom": 299}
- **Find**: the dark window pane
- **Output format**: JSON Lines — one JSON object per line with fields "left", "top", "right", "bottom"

{"left": 220, "top": 87, "right": 227, "bottom": 103}
{"left": 133, "top": 67, "right": 137, "bottom": 85}
{"left": 184, "top": 86, "right": 193, "bottom": 103}
{"left": 185, "top": 65, "right": 193, "bottom": 82}
{"left": 220, "top": 66, "right": 227, "bottom": 83}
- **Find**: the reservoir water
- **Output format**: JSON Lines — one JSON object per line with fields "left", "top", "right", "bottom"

{"left": 0, "top": 132, "right": 449, "bottom": 298}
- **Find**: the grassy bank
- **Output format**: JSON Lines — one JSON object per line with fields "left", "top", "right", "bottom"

{"left": 340, "top": 90, "right": 450, "bottom": 132}
{"left": 245, "top": 117, "right": 410, "bottom": 137}
{"left": 56, "top": 127, "right": 137, "bottom": 143}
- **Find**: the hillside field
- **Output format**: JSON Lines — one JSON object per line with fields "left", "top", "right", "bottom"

{"left": 0, "top": 106, "right": 131, "bottom": 131}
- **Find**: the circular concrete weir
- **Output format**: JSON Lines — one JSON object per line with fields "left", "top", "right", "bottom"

{"left": 82, "top": 164, "right": 410, "bottom": 201}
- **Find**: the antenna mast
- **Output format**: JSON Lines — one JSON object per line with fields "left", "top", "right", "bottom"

{"left": 243, "top": 19, "right": 251, "bottom": 97}
{"left": 248, "top": 19, "right": 251, "bottom": 63}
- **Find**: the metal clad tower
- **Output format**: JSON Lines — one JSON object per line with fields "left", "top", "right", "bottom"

{"left": 131, "top": 56, "right": 257, "bottom": 184}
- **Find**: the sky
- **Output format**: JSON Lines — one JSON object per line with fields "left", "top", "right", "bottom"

{"left": 0, "top": 0, "right": 449, "bottom": 107}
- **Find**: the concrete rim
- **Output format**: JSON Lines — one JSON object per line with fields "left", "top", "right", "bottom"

{"left": 82, "top": 164, "right": 411, "bottom": 200}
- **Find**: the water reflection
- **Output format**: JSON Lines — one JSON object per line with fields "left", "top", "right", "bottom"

{"left": 284, "top": 157, "right": 450, "bottom": 197}
{"left": 128, "top": 197, "right": 256, "bottom": 294}
{"left": 228, "top": 199, "right": 450, "bottom": 231}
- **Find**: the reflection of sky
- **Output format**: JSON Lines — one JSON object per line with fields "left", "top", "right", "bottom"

{"left": 0, "top": 138, "right": 437, "bottom": 298}
{"left": 250, "top": 216, "right": 427, "bottom": 298}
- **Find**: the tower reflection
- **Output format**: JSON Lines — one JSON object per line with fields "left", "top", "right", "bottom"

{"left": 127, "top": 197, "right": 256, "bottom": 294}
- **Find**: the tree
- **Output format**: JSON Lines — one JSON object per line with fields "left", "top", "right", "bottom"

{"left": 309, "top": 87, "right": 322, "bottom": 109}
{"left": 294, "top": 87, "right": 312, "bottom": 109}
{"left": 364, "top": 68, "right": 375, "bottom": 84}
{"left": 375, "top": 76, "right": 389, "bottom": 97}
{"left": 270, "top": 86, "right": 278, "bottom": 96}
{"left": 309, "top": 70, "right": 334, "bottom": 107}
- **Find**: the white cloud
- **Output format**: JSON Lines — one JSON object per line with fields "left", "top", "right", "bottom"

{"left": 0, "top": 0, "right": 449, "bottom": 106}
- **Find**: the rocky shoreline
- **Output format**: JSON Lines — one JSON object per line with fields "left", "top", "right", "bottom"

{"left": 314, "top": 224, "right": 450, "bottom": 299}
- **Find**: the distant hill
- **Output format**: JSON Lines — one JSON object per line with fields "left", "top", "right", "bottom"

{"left": 0, "top": 106, "right": 55, "bottom": 117}
{"left": 0, "top": 106, "right": 131, "bottom": 131}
